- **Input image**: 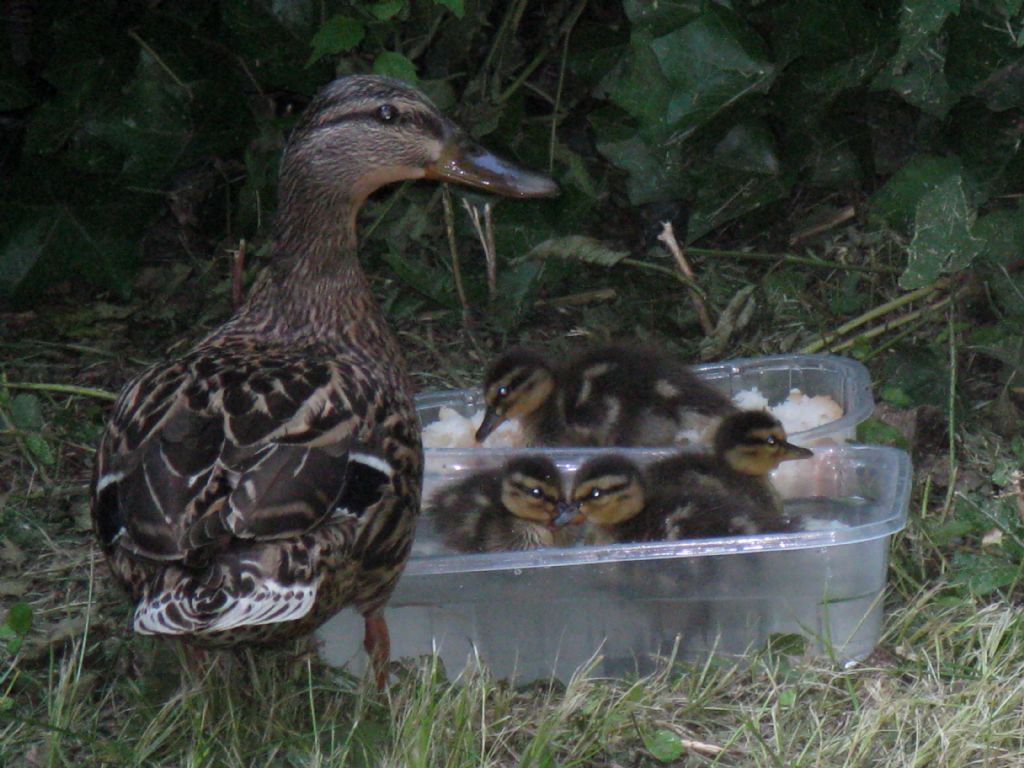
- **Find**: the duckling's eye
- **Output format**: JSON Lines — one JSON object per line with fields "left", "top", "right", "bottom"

{"left": 530, "top": 487, "right": 543, "bottom": 498}
{"left": 765, "top": 436, "right": 777, "bottom": 446}
{"left": 589, "top": 488, "right": 602, "bottom": 500}
{"left": 376, "top": 103, "right": 399, "bottom": 123}
{"left": 497, "top": 385, "right": 510, "bottom": 399}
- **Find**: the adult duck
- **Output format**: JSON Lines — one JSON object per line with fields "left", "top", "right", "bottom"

{"left": 91, "top": 75, "right": 557, "bottom": 687}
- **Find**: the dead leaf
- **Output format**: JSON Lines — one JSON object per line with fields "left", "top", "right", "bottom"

{"left": 1, "top": 537, "right": 27, "bottom": 568}
{"left": 0, "top": 579, "right": 28, "bottom": 596}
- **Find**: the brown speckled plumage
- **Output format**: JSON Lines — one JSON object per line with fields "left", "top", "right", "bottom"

{"left": 90, "top": 75, "right": 556, "bottom": 680}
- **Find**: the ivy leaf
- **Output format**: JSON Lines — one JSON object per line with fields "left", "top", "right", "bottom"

{"left": 869, "top": 155, "right": 963, "bottom": 230}
{"left": 901, "top": 174, "right": 983, "bottom": 289}
{"left": 649, "top": 6, "right": 775, "bottom": 137}
{"left": 307, "top": 16, "right": 365, "bottom": 65}
{"left": 24, "top": 434, "right": 56, "bottom": 466}
{"left": 368, "top": 0, "right": 406, "bottom": 21}
{"left": 643, "top": 729, "right": 685, "bottom": 763}
{"left": 10, "top": 394, "right": 43, "bottom": 430}
{"left": 526, "top": 236, "right": 628, "bottom": 267}
{"left": 6, "top": 602, "right": 32, "bottom": 638}
{"left": 433, "top": 0, "right": 464, "bottom": 19}
{"left": 373, "top": 51, "right": 417, "bottom": 84}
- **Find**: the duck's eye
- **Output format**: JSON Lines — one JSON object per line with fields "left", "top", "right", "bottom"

{"left": 765, "top": 436, "right": 777, "bottom": 446}
{"left": 589, "top": 488, "right": 602, "bottom": 500}
{"left": 497, "top": 385, "right": 510, "bottom": 399}
{"left": 530, "top": 487, "right": 543, "bottom": 498}
{"left": 376, "top": 103, "right": 399, "bottom": 123}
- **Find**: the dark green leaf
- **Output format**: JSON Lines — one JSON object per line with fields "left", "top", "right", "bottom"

{"left": 307, "top": 15, "right": 365, "bottom": 65}
{"left": 373, "top": 51, "right": 417, "bottom": 84}
{"left": 379, "top": 245, "right": 456, "bottom": 308}
{"left": 869, "top": 155, "right": 964, "bottom": 230}
{"left": 643, "top": 729, "right": 685, "bottom": 762}
{"left": 649, "top": 7, "right": 775, "bottom": 137}
{"left": 10, "top": 394, "right": 43, "bottom": 430}
{"left": 951, "top": 552, "right": 1021, "bottom": 596}
{"left": 880, "top": 385, "right": 914, "bottom": 408}
{"left": 892, "top": 0, "right": 960, "bottom": 68}
{"left": 901, "top": 174, "right": 982, "bottom": 289}
{"left": 875, "top": 50, "right": 957, "bottom": 117}
{"left": 857, "top": 417, "right": 910, "bottom": 449}
{"left": 24, "top": 433, "right": 56, "bottom": 466}
{"left": 527, "top": 236, "right": 629, "bottom": 267}
{"left": 434, "top": 0, "right": 464, "bottom": 19}
{"left": 6, "top": 602, "right": 32, "bottom": 637}
{"left": 368, "top": 0, "right": 406, "bottom": 21}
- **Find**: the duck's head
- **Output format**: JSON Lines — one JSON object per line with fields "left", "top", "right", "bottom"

{"left": 281, "top": 75, "right": 558, "bottom": 222}
{"left": 499, "top": 456, "right": 565, "bottom": 527}
{"left": 714, "top": 411, "right": 813, "bottom": 476}
{"left": 476, "top": 348, "right": 556, "bottom": 443}
{"left": 555, "top": 455, "right": 646, "bottom": 528}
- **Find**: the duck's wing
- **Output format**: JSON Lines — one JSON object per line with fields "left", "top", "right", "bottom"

{"left": 91, "top": 347, "right": 404, "bottom": 633}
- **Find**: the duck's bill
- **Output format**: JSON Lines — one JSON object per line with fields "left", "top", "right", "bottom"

{"left": 474, "top": 407, "right": 506, "bottom": 444}
{"left": 426, "top": 134, "right": 559, "bottom": 198}
{"left": 553, "top": 501, "right": 583, "bottom": 528}
{"left": 779, "top": 441, "right": 814, "bottom": 461}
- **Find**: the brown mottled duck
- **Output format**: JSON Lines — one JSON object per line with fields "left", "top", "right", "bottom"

{"left": 90, "top": 75, "right": 557, "bottom": 687}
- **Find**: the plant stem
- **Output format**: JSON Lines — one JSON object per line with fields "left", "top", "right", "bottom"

{"left": 620, "top": 258, "right": 702, "bottom": 294}
{"left": 687, "top": 247, "right": 902, "bottom": 275}
{"left": 815, "top": 297, "right": 951, "bottom": 353}
{"left": 1, "top": 382, "right": 118, "bottom": 401}
{"left": 441, "top": 186, "right": 472, "bottom": 327}
{"left": 800, "top": 281, "right": 947, "bottom": 354}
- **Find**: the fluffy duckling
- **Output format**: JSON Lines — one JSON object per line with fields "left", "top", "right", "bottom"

{"left": 559, "top": 411, "right": 813, "bottom": 544}
{"left": 429, "top": 456, "right": 574, "bottom": 552}
{"left": 476, "top": 345, "right": 736, "bottom": 447}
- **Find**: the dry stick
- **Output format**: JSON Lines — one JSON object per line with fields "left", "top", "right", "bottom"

{"left": 461, "top": 200, "right": 498, "bottom": 301}
{"left": 441, "top": 187, "right": 472, "bottom": 325}
{"left": 658, "top": 221, "right": 715, "bottom": 336}
{"left": 231, "top": 238, "right": 247, "bottom": 309}
{"left": 2, "top": 381, "right": 117, "bottom": 401}
{"left": 788, "top": 204, "right": 856, "bottom": 245}
{"left": 800, "top": 280, "right": 947, "bottom": 354}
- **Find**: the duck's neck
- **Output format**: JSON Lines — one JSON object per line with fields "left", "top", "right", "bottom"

{"left": 214, "top": 191, "right": 400, "bottom": 362}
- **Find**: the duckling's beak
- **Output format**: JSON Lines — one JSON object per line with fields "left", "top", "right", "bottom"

{"left": 778, "top": 441, "right": 814, "bottom": 462}
{"left": 553, "top": 500, "right": 583, "bottom": 528}
{"left": 474, "top": 406, "right": 505, "bottom": 443}
{"left": 425, "top": 130, "right": 559, "bottom": 199}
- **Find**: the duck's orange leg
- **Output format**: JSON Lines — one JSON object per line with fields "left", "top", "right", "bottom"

{"left": 363, "top": 610, "right": 391, "bottom": 690}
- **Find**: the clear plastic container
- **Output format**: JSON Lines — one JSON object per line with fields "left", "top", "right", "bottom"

{"left": 317, "top": 444, "right": 911, "bottom": 681}
{"left": 415, "top": 353, "right": 874, "bottom": 452}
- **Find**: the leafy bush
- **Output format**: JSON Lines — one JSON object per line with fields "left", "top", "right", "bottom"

{"left": 1, "top": 0, "right": 1021, "bottom": 319}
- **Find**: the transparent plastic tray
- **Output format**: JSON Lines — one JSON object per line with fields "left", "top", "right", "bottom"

{"left": 415, "top": 353, "right": 874, "bottom": 455}
{"left": 318, "top": 444, "right": 911, "bottom": 681}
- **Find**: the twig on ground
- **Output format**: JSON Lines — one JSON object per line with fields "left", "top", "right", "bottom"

{"left": 534, "top": 288, "right": 617, "bottom": 308}
{"left": 658, "top": 222, "right": 715, "bottom": 336}
{"left": 789, "top": 205, "right": 856, "bottom": 245}
{"left": 687, "top": 246, "right": 901, "bottom": 274}
{"left": 809, "top": 296, "right": 951, "bottom": 354}
{"left": 461, "top": 200, "right": 498, "bottom": 301}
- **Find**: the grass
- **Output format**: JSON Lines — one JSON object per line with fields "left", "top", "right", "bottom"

{"left": 2, "top": 213, "right": 1022, "bottom": 766}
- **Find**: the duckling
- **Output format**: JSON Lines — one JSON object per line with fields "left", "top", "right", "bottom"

{"left": 559, "top": 411, "right": 813, "bottom": 544}
{"left": 429, "top": 456, "right": 574, "bottom": 552}
{"left": 476, "top": 344, "right": 736, "bottom": 447}
{"left": 90, "top": 75, "right": 557, "bottom": 687}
